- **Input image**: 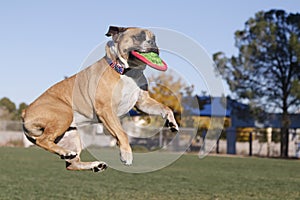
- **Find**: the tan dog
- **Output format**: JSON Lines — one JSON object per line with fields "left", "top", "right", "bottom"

{"left": 22, "top": 26, "right": 179, "bottom": 172}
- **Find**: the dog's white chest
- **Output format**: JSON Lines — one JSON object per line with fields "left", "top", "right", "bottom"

{"left": 117, "top": 75, "right": 140, "bottom": 116}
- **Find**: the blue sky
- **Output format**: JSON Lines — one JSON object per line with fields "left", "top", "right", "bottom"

{"left": 1, "top": 0, "right": 300, "bottom": 106}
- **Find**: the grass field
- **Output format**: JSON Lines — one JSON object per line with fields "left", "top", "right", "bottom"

{"left": 0, "top": 147, "right": 299, "bottom": 200}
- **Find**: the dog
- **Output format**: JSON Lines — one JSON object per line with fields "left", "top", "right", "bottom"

{"left": 22, "top": 26, "right": 179, "bottom": 172}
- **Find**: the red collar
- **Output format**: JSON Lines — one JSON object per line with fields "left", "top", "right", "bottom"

{"left": 105, "top": 56, "right": 125, "bottom": 74}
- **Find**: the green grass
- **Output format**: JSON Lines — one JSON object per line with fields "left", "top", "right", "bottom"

{"left": 0, "top": 147, "right": 299, "bottom": 200}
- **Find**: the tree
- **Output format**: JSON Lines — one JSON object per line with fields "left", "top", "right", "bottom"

{"left": 0, "top": 97, "right": 17, "bottom": 120}
{"left": 148, "top": 73, "right": 186, "bottom": 115}
{"left": 143, "top": 72, "right": 205, "bottom": 126}
{"left": 16, "top": 102, "right": 28, "bottom": 120}
{"left": 0, "top": 97, "right": 16, "bottom": 113}
{"left": 291, "top": 80, "right": 300, "bottom": 100}
{"left": 147, "top": 73, "right": 187, "bottom": 127}
{"left": 213, "top": 10, "right": 300, "bottom": 157}
{"left": 0, "top": 97, "right": 28, "bottom": 120}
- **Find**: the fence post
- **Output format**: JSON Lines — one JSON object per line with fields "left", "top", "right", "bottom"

{"left": 226, "top": 127, "right": 236, "bottom": 154}
{"left": 249, "top": 132, "right": 252, "bottom": 156}
{"left": 266, "top": 127, "right": 272, "bottom": 157}
{"left": 216, "top": 138, "right": 220, "bottom": 154}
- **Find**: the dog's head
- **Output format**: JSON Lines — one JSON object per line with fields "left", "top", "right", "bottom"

{"left": 105, "top": 26, "right": 159, "bottom": 69}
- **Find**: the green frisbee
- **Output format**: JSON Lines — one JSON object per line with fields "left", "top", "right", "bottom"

{"left": 131, "top": 51, "right": 167, "bottom": 71}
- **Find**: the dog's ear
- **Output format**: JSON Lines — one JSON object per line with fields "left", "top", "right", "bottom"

{"left": 105, "top": 26, "right": 128, "bottom": 42}
{"left": 105, "top": 26, "right": 128, "bottom": 37}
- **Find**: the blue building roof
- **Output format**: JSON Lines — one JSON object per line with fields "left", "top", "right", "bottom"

{"left": 130, "top": 96, "right": 231, "bottom": 117}
{"left": 129, "top": 95, "right": 300, "bottom": 129}
{"left": 182, "top": 96, "right": 230, "bottom": 117}
{"left": 265, "top": 113, "right": 300, "bottom": 129}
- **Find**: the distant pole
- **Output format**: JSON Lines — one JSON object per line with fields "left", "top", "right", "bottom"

{"left": 202, "top": 130, "right": 207, "bottom": 152}
{"left": 216, "top": 138, "right": 220, "bottom": 154}
{"left": 266, "top": 127, "right": 272, "bottom": 157}
{"left": 249, "top": 132, "right": 252, "bottom": 156}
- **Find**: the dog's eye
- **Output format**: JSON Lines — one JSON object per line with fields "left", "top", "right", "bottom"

{"left": 132, "top": 31, "right": 146, "bottom": 42}
{"left": 132, "top": 35, "right": 143, "bottom": 41}
{"left": 132, "top": 36, "right": 138, "bottom": 41}
{"left": 152, "top": 35, "right": 156, "bottom": 41}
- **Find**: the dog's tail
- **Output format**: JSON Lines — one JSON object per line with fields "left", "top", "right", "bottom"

{"left": 22, "top": 109, "right": 44, "bottom": 143}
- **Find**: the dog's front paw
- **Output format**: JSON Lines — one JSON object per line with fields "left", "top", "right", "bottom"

{"left": 120, "top": 148, "right": 133, "bottom": 166}
{"left": 60, "top": 151, "right": 77, "bottom": 160}
{"left": 92, "top": 161, "right": 108, "bottom": 172}
{"left": 163, "top": 109, "right": 179, "bottom": 132}
{"left": 166, "top": 119, "right": 179, "bottom": 132}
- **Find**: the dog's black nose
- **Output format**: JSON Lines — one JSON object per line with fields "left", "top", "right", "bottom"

{"left": 147, "top": 40, "right": 156, "bottom": 46}
{"left": 150, "top": 47, "right": 159, "bottom": 54}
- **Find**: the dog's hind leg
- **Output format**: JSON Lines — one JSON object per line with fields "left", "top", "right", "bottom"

{"left": 23, "top": 104, "right": 79, "bottom": 159}
{"left": 57, "top": 128, "right": 108, "bottom": 172}
{"left": 35, "top": 127, "right": 78, "bottom": 160}
{"left": 23, "top": 122, "right": 78, "bottom": 159}
{"left": 65, "top": 157, "right": 108, "bottom": 172}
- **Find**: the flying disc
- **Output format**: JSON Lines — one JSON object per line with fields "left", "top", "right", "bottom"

{"left": 131, "top": 51, "right": 167, "bottom": 71}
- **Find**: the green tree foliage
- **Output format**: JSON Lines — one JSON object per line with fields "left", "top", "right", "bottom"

{"left": 0, "top": 97, "right": 28, "bottom": 120}
{"left": 16, "top": 102, "right": 28, "bottom": 120}
{"left": 147, "top": 72, "right": 197, "bottom": 126}
{"left": 213, "top": 10, "right": 300, "bottom": 157}
{"left": 0, "top": 97, "right": 16, "bottom": 113}
{"left": 291, "top": 80, "right": 300, "bottom": 99}
{"left": 148, "top": 73, "right": 186, "bottom": 116}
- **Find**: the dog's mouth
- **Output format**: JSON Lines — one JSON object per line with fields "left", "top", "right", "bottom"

{"left": 130, "top": 48, "right": 167, "bottom": 71}
{"left": 130, "top": 47, "right": 159, "bottom": 55}
{"left": 138, "top": 47, "right": 159, "bottom": 55}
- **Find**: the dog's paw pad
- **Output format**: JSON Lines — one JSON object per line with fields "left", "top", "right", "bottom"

{"left": 60, "top": 151, "right": 77, "bottom": 160}
{"left": 92, "top": 162, "right": 108, "bottom": 172}
{"left": 168, "top": 122, "right": 179, "bottom": 132}
{"left": 170, "top": 127, "right": 178, "bottom": 132}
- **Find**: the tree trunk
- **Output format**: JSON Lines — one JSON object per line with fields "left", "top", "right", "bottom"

{"left": 280, "top": 111, "right": 290, "bottom": 157}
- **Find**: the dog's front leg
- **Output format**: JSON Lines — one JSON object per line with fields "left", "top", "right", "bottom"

{"left": 136, "top": 90, "right": 179, "bottom": 132}
{"left": 96, "top": 107, "right": 133, "bottom": 166}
